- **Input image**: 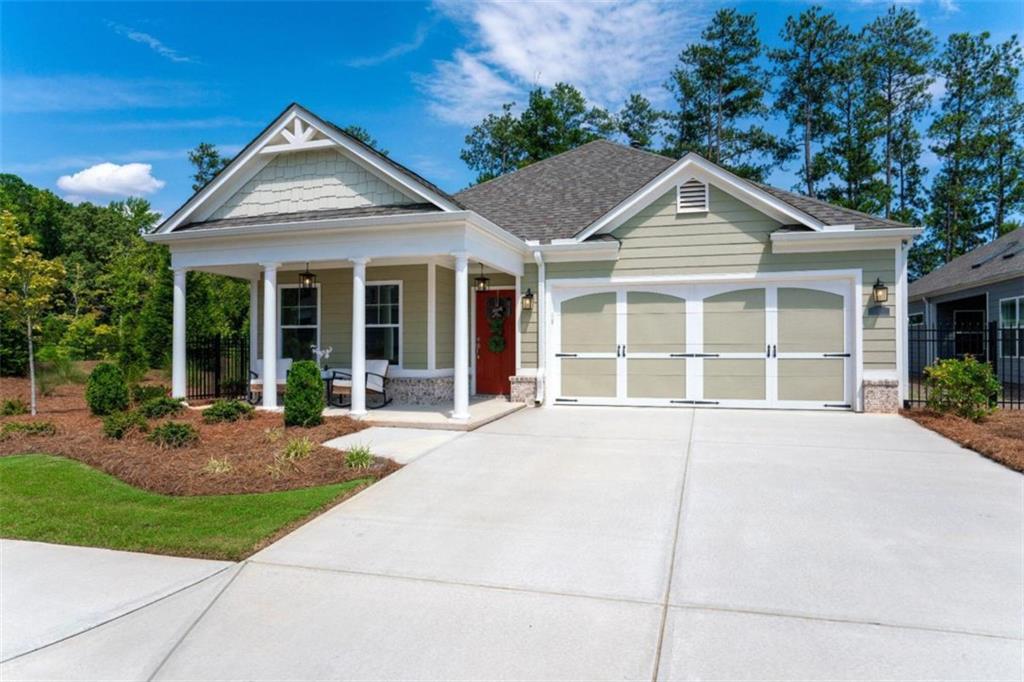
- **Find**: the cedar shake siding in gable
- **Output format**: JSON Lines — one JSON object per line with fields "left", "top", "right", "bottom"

{"left": 211, "top": 149, "right": 417, "bottom": 220}
{"left": 517, "top": 186, "right": 897, "bottom": 371}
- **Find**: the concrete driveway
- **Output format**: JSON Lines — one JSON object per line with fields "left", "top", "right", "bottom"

{"left": 3, "top": 408, "right": 1022, "bottom": 680}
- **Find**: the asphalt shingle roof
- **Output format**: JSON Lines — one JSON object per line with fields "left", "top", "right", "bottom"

{"left": 454, "top": 140, "right": 675, "bottom": 243}
{"left": 454, "top": 140, "right": 913, "bottom": 242}
{"left": 909, "top": 228, "right": 1024, "bottom": 299}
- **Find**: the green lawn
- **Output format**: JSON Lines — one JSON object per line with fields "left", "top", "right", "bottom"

{"left": 0, "top": 454, "right": 371, "bottom": 560}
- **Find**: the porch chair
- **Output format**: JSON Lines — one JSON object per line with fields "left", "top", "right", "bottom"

{"left": 247, "top": 358, "right": 293, "bottom": 405}
{"left": 330, "top": 359, "right": 392, "bottom": 409}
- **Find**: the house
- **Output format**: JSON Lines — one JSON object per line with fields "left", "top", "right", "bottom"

{"left": 145, "top": 103, "right": 921, "bottom": 416}
{"left": 908, "top": 228, "right": 1023, "bottom": 383}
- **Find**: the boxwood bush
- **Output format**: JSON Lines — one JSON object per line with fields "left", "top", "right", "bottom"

{"left": 138, "top": 397, "right": 185, "bottom": 419}
{"left": 284, "top": 360, "right": 324, "bottom": 427}
{"left": 147, "top": 421, "right": 199, "bottom": 448}
{"left": 203, "top": 399, "right": 254, "bottom": 424}
{"left": 102, "top": 410, "right": 148, "bottom": 440}
{"left": 85, "top": 363, "right": 129, "bottom": 416}
{"left": 924, "top": 356, "right": 1001, "bottom": 421}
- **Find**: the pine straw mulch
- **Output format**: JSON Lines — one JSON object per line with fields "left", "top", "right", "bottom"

{"left": 0, "top": 376, "right": 399, "bottom": 496}
{"left": 902, "top": 408, "right": 1024, "bottom": 473}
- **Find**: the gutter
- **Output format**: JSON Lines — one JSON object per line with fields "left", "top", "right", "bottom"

{"left": 771, "top": 227, "right": 922, "bottom": 243}
{"left": 533, "top": 250, "right": 546, "bottom": 403}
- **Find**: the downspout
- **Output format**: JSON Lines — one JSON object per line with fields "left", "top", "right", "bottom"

{"left": 533, "top": 250, "right": 546, "bottom": 403}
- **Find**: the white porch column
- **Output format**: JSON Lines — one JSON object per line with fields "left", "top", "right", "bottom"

{"left": 452, "top": 252, "right": 470, "bottom": 420}
{"left": 171, "top": 267, "right": 187, "bottom": 399}
{"left": 350, "top": 258, "right": 369, "bottom": 416}
{"left": 261, "top": 263, "right": 279, "bottom": 409}
{"left": 248, "top": 275, "right": 259, "bottom": 371}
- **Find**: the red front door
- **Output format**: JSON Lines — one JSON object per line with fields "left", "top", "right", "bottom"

{"left": 475, "top": 290, "right": 516, "bottom": 395}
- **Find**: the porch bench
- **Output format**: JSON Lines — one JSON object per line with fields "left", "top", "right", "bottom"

{"left": 247, "top": 358, "right": 293, "bottom": 405}
{"left": 329, "top": 359, "right": 393, "bottom": 409}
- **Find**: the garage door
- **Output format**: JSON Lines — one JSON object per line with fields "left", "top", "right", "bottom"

{"left": 553, "top": 282, "right": 852, "bottom": 410}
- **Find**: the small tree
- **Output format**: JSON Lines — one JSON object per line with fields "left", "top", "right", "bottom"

{"left": 924, "top": 356, "right": 1001, "bottom": 421}
{"left": 0, "top": 212, "right": 64, "bottom": 415}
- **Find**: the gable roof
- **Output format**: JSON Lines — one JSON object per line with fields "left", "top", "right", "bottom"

{"left": 157, "top": 102, "right": 461, "bottom": 234}
{"left": 455, "top": 140, "right": 913, "bottom": 243}
{"left": 454, "top": 140, "right": 674, "bottom": 243}
{"left": 909, "top": 228, "right": 1024, "bottom": 300}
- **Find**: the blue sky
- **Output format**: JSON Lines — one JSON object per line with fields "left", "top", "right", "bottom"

{"left": 2, "top": 0, "right": 1021, "bottom": 218}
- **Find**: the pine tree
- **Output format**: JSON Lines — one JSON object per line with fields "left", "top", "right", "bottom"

{"left": 820, "top": 39, "right": 886, "bottom": 213}
{"left": 861, "top": 7, "right": 935, "bottom": 218}
{"left": 618, "top": 94, "right": 661, "bottom": 151}
{"left": 665, "top": 8, "right": 782, "bottom": 180}
{"left": 890, "top": 109, "right": 929, "bottom": 226}
{"left": 771, "top": 6, "right": 851, "bottom": 197}
{"left": 927, "top": 33, "right": 993, "bottom": 264}
{"left": 187, "top": 143, "right": 229, "bottom": 192}
{"left": 982, "top": 37, "right": 1024, "bottom": 237}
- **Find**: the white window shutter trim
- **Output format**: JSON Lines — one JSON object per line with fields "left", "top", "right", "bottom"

{"left": 676, "top": 179, "right": 709, "bottom": 213}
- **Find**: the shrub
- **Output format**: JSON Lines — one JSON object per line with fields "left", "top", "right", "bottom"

{"left": 281, "top": 436, "right": 314, "bottom": 462}
{"left": 1, "top": 398, "right": 28, "bottom": 416}
{"left": 203, "top": 457, "right": 233, "bottom": 474}
{"left": 102, "top": 410, "right": 148, "bottom": 440}
{"left": 131, "top": 384, "right": 169, "bottom": 404}
{"left": 37, "top": 345, "right": 86, "bottom": 395}
{"left": 0, "top": 421, "right": 56, "bottom": 440}
{"left": 924, "top": 356, "right": 1001, "bottom": 421}
{"left": 345, "top": 443, "right": 374, "bottom": 470}
{"left": 283, "top": 360, "right": 324, "bottom": 427}
{"left": 203, "top": 399, "right": 254, "bottom": 424}
{"left": 147, "top": 421, "right": 199, "bottom": 448}
{"left": 85, "top": 363, "right": 130, "bottom": 416}
{"left": 138, "top": 396, "right": 185, "bottom": 419}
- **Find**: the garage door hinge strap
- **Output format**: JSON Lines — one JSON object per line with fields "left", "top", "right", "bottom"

{"left": 555, "top": 353, "right": 578, "bottom": 358}
{"left": 822, "top": 353, "right": 851, "bottom": 358}
{"left": 823, "top": 403, "right": 852, "bottom": 408}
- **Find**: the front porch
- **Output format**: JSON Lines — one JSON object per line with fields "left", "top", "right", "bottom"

{"left": 170, "top": 241, "right": 529, "bottom": 422}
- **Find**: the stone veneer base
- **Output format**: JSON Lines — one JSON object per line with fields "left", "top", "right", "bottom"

{"left": 863, "top": 379, "right": 900, "bottom": 414}
{"left": 509, "top": 375, "right": 538, "bottom": 404}
{"left": 386, "top": 377, "right": 454, "bottom": 405}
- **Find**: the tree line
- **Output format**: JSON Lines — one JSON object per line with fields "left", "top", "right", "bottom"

{"left": 459, "top": 6, "right": 1024, "bottom": 278}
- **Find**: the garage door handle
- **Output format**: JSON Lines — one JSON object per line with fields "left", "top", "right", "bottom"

{"left": 823, "top": 353, "right": 850, "bottom": 357}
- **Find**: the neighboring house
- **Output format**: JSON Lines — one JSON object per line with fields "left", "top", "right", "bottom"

{"left": 908, "top": 228, "right": 1023, "bottom": 382}
{"left": 146, "top": 103, "right": 921, "bottom": 415}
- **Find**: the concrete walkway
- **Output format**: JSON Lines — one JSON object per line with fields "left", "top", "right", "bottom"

{"left": 3, "top": 408, "right": 1022, "bottom": 680}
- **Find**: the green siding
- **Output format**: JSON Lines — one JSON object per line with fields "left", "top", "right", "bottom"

{"left": 531, "top": 186, "right": 897, "bottom": 371}
{"left": 257, "top": 264, "right": 430, "bottom": 369}
{"left": 435, "top": 266, "right": 454, "bottom": 369}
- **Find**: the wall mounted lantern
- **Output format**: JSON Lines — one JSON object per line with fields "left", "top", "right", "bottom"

{"left": 474, "top": 264, "right": 490, "bottom": 292}
{"left": 872, "top": 278, "right": 889, "bottom": 304}
{"left": 298, "top": 262, "right": 316, "bottom": 290}
{"left": 521, "top": 288, "right": 535, "bottom": 311}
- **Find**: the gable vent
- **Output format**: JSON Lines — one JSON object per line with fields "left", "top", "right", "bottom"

{"left": 676, "top": 179, "right": 709, "bottom": 213}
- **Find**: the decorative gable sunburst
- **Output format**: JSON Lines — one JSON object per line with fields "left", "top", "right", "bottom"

{"left": 261, "top": 116, "right": 335, "bottom": 156}
{"left": 676, "top": 178, "right": 709, "bottom": 213}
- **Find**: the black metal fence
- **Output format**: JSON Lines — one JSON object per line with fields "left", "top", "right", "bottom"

{"left": 186, "top": 333, "right": 249, "bottom": 401}
{"left": 907, "top": 321, "right": 1023, "bottom": 409}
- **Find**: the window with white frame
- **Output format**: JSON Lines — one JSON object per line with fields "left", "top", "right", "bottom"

{"left": 280, "top": 285, "right": 319, "bottom": 361}
{"left": 366, "top": 283, "right": 400, "bottom": 365}
{"left": 1000, "top": 296, "right": 1022, "bottom": 358}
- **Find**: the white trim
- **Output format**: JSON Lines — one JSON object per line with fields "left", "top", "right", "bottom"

{"left": 156, "top": 104, "right": 459, "bottom": 234}
{"left": 864, "top": 369, "right": 899, "bottom": 381}
{"left": 365, "top": 280, "right": 403, "bottom": 368}
{"left": 277, "top": 282, "right": 322, "bottom": 360}
{"left": 771, "top": 227, "right": 923, "bottom": 254}
{"left": 577, "top": 153, "right": 828, "bottom": 240}
{"left": 515, "top": 275, "right": 522, "bottom": 374}
{"left": 533, "top": 251, "right": 547, "bottom": 403}
{"left": 546, "top": 268, "right": 863, "bottom": 287}
{"left": 895, "top": 241, "right": 909, "bottom": 402}
{"left": 427, "top": 263, "right": 436, "bottom": 371}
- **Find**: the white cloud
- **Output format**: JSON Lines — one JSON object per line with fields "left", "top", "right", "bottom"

{"left": 347, "top": 19, "right": 436, "bottom": 67}
{"left": 57, "top": 163, "right": 165, "bottom": 197}
{"left": 1, "top": 75, "right": 210, "bottom": 112}
{"left": 421, "top": 0, "right": 704, "bottom": 125}
{"left": 108, "top": 22, "right": 195, "bottom": 63}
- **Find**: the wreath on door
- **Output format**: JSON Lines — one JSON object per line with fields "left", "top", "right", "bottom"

{"left": 486, "top": 297, "right": 512, "bottom": 353}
